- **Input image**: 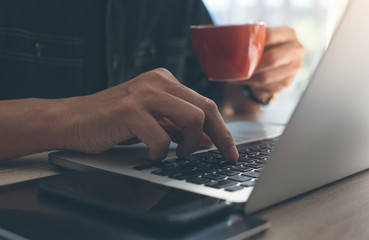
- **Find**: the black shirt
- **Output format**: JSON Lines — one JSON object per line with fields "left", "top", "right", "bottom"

{"left": 0, "top": 0, "right": 107, "bottom": 99}
{"left": 0, "top": 0, "right": 224, "bottom": 104}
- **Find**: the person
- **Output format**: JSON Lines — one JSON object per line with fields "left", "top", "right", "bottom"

{"left": 0, "top": 0, "right": 304, "bottom": 162}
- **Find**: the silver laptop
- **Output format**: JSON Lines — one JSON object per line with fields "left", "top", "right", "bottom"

{"left": 49, "top": 0, "right": 369, "bottom": 214}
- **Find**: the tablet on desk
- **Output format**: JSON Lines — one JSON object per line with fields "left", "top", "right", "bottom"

{"left": 37, "top": 171, "right": 270, "bottom": 239}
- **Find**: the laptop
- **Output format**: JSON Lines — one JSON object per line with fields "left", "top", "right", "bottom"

{"left": 48, "top": 0, "right": 369, "bottom": 215}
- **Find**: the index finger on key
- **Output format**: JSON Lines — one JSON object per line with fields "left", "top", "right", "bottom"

{"left": 168, "top": 87, "right": 239, "bottom": 162}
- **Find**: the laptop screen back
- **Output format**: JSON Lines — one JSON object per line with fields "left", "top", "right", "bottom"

{"left": 246, "top": 0, "right": 369, "bottom": 213}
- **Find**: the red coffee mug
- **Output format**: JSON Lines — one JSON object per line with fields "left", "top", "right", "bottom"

{"left": 190, "top": 23, "right": 266, "bottom": 81}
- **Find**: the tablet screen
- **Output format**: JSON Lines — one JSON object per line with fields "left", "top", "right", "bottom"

{"left": 38, "top": 170, "right": 233, "bottom": 228}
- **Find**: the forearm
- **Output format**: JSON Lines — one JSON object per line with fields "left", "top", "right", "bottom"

{"left": 0, "top": 98, "right": 69, "bottom": 160}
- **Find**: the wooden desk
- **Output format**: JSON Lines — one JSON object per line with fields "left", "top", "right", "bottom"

{"left": 2, "top": 90, "right": 368, "bottom": 239}
{"left": 0, "top": 152, "right": 61, "bottom": 186}
{"left": 253, "top": 170, "right": 369, "bottom": 240}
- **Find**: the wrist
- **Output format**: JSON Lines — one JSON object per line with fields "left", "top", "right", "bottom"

{"left": 242, "top": 86, "right": 276, "bottom": 106}
{"left": 0, "top": 98, "right": 72, "bottom": 160}
{"left": 55, "top": 96, "right": 84, "bottom": 151}
{"left": 34, "top": 98, "right": 72, "bottom": 151}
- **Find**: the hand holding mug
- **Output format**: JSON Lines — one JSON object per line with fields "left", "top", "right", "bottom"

{"left": 190, "top": 24, "right": 304, "bottom": 106}
{"left": 234, "top": 27, "right": 305, "bottom": 101}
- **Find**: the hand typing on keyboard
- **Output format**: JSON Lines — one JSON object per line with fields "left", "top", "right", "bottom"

{"left": 61, "top": 68, "right": 239, "bottom": 162}
{"left": 0, "top": 68, "right": 239, "bottom": 162}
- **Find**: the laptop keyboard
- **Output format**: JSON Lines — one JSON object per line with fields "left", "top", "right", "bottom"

{"left": 133, "top": 137, "right": 279, "bottom": 192}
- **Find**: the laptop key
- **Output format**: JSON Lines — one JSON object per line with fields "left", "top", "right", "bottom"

{"left": 212, "top": 161, "right": 236, "bottom": 169}
{"left": 195, "top": 152, "right": 222, "bottom": 158}
{"left": 182, "top": 169, "right": 203, "bottom": 178}
{"left": 168, "top": 167, "right": 198, "bottom": 179}
{"left": 151, "top": 169, "right": 168, "bottom": 176}
{"left": 244, "top": 163, "right": 265, "bottom": 169}
{"left": 238, "top": 148, "right": 252, "bottom": 154}
{"left": 202, "top": 158, "right": 220, "bottom": 164}
{"left": 228, "top": 175, "right": 251, "bottom": 182}
{"left": 256, "top": 159, "right": 268, "bottom": 164}
{"left": 152, "top": 165, "right": 191, "bottom": 176}
{"left": 175, "top": 159, "right": 189, "bottom": 166}
{"left": 232, "top": 166, "right": 253, "bottom": 172}
{"left": 188, "top": 161, "right": 208, "bottom": 168}
{"left": 225, "top": 185, "right": 245, "bottom": 192}
{"left": 184, "top": 155, "right": 202, "bottom": 161}
{"left": 168, "top": 173, "right": 187, "bottom": 180}
{"left": 206, "top": 179, "right": 237, "bottom": 189}
{"left": 242, "top": 171, "right": 261, "bottom": 178}
{"left": 197, "top": 165, "right": 217, "bottom": 172}
{"left": 238, "top": 156, "right": 256, "bottom": 162}
{"left": 186, "top": 177, "right": 211, "bottom": 185}
{"left": 203, "top": 173, "right": 226, "bottom": 180}
{"left": 255, "top": 167, "right": 265, "bottom": 173}
{"left": 255, "top": 156, "right": 269, "bottom": 160}
{"left": 133, "top": 163, "right": 153, "bottom": 170}
{"left": 257, "top": 152, "right": 271, "bottom": 156}
{"left": 241, "top": 180, "right": 256, "bottom": 187}
{"left": 217, "top": 169, "right": 240, "bottom": 176}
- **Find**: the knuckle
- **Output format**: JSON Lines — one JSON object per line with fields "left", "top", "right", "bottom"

{"left": 122, "top": 98, "right": 140, "bottom": 114}
{"left": 256, "top": 73, "right": 271, "bottom": 84}
{"left": 129, "top": 84, "right": 160, "bottom": 103}
{"left": 201, "top": 97, "right": 218, "bottom": 113}
{"left": 154, "top": 67, "right": 172, "bottom": 75}
{"left": 142, "top": 71, "right": 160, "bottom": 83}
{"left": 135, "top": 70, "right": 152, "bottom": 82}
{"left": 187, "top": 107, "right": 205, "bottom": 126}
{"left": 150, "top": 68, "right": 178, "bottom": 83}
{"left": 138, "top": 84, "right": 159, "bottom": 97}
{"left": 263, "top": 51, "right": 278, "bottom": 68}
